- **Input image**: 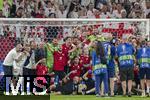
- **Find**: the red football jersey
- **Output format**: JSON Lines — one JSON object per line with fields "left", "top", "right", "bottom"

{"left": 53, "top": 51, "right": 66, "bottom": 71}
{"left": 69, "top": 64, "right": 82, "bottom": 80}
{"left": 36, "top": 64, "right": 48, "bottom": 76}
{"left": 80, "top": 55, "right": 91, "bottom": 66}
{"left": 80, "top": 55, "right": 92, "bottom": 78}
{"left": 61, "top": 43, "right": 72, "bottom": 65}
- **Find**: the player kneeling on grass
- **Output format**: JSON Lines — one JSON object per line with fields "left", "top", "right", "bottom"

{"left": 137, "top": 40, "right": 150, "bottom": 97}
{"left": 32, "top": 58, "right": 49, "bottom": 95}
{"left": 92, "top": 41, "right": 109, "bottom": 97}
{"left": 50, "top": 72, "right": 79, "bottom": 95}
{"left": 50, "top": 70, "right": 94, "bottom": 95}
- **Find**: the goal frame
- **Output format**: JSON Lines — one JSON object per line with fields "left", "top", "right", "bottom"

{"left": 0, "top": 18, "right": 149, "bottom": 40}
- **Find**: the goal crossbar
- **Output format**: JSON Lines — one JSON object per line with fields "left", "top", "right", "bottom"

{"left": 0, "top": 18, "right": 149, "bottom": 39}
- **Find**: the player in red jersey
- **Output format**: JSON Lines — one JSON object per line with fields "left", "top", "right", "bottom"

{"left": 53, "top": 47, "right": 66, "bottom": 85}
{"left": 36, "top": 59, "right": 48, "bottom": 76}
{"left": 62, "top": 37, "right": 72, "bottom": 73}
{"left": 69, "top": 56, "right": 82, "bottom": 80}
{"left": 80, "top": 47, "right": 92, "bottom": 78}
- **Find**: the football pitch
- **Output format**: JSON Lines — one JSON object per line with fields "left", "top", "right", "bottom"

{"left": 50, "top": 95, "right": 150, "bottom": 100}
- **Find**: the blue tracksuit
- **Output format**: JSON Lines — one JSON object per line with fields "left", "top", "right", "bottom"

{"left": 92, "top": 50, "right": 108, "bottom": 95}
{"left": 116, "top": 43, "right": 135, "bottom": 68}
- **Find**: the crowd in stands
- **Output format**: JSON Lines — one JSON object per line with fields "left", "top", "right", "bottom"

{"left": 0, "top": 0, "right": 149, "bottom": 18}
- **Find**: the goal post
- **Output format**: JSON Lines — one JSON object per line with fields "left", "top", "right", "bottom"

{"left": 0, "top": 18, "right": 149, "bottom": 33}
{"left": 0, "top": 18, "right": 149, "bottom": 61}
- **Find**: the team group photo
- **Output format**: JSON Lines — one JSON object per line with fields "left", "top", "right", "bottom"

{"left": 0, "top": 0, "right": 150, "bottom": 100}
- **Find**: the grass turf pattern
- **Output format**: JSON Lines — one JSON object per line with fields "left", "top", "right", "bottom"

{"left": 50, "top": 95, "right": 150, "bottom": 100}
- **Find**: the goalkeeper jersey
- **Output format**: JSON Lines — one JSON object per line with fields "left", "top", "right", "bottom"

{"left": 44, "top": 43, "right": 59, "bottom": 69}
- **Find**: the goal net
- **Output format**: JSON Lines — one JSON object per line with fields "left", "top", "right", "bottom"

{"left": 0, "top": 18, "right": 149, "bottom": 93}
{"left": 0, "top": 18, "right": 149, "bottom": 61}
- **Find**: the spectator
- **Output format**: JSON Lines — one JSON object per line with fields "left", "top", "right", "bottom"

{"left": 128, "top": 2, "right": 144, "bottom": 18}
{"left": 0, "top": 0, "right": 149, "bottom": 18}
{"left": 2, "top": 0, "right": 11, "bottom": 18}
{"left": 100, "top": 4, "right": 111, "bottom": 18}
{"left": 68, "top": 6, "right": 79, "bottom": 18}
{"left": 35, "top": 8, "right": 46, "bottom": 18}
{"left": 95, "top": 0, "right": 107, "bottom": 9}
{"left": 56, "top": 1, "right": 71, "bottom": 18}
{"left": 112, "top": 3, "right": 124, "bottom": 18}
{"left": 41, "top": 0, "right": 56, "bottom": 17}
{"left": 147, "top": 12, "right": 150, "bottom": 18}
{"left": 81, "top": 0, "right": 94, "bottom": 7}
{"left": 10, "top": 7, "right": 24, "bottom": 18}
{"left": 94, "top": 9, "right": 101, "bottom": 18}
{"left": 122, "top": 0, "right": 132, "bottom": 16}
{"left": 121, "top": 9, "right": 127, "bottom": 18}
{"left": 48, "top": 13, "right": 56, "bottom": 18}
{"left": 144, "top": 1, "right": 150, "bottom": 18}
{"left": 0, "top": 10, "right": 5, "bottom": 18}
{"left": 78, "top": 7, "right": 87, "bottom": 18}
{"left": 87, "top": 3, "right": 96, "bottom": 18}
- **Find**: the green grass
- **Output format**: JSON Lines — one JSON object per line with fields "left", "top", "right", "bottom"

{"left": 50, "top": 95, "right": 150, "bottom": 100}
